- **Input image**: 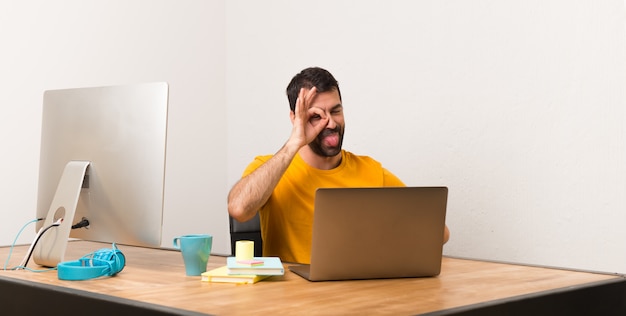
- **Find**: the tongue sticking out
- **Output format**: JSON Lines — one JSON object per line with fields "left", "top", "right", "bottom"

{"left": 324, "top": 134, "right": 339, "bottom": 147}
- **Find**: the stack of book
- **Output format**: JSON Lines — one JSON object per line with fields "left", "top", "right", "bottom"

{"left": 201, "top": 257, "right": 284, "bottom": 284}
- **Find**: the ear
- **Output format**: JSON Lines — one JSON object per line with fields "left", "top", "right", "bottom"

{"left": 289, "top": 110, "right": 295, "bottom": 123}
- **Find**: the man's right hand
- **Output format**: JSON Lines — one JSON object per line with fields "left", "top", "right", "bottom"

{"left": 287, "top": 87, "right": 329, "bottom": 150}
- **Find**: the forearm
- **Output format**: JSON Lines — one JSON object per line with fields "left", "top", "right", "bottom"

{"left": 227, "top": 141, "right": 300, "bottom": 222}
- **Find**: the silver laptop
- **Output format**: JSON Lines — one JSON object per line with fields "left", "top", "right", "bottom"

{"left": 289, "top": 186, "right": 448, "bottom": 281}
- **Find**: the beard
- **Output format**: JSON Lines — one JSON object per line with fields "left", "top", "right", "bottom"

{"left": 308, "top": 125, "right": 344, "bottom": 157}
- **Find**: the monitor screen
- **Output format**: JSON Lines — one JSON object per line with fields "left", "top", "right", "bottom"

{"left": 33, "top": 82, "right": 169, "bottom": 267}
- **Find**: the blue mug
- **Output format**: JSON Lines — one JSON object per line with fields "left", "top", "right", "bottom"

{"left": 173, "top": 234, "right": 213, "bottom": 276}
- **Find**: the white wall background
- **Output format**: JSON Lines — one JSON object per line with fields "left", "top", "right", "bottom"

{"left": 1, "top": 0, "right": 625, "bottom": 274}
{"left": 226, "top": 0, "right": 626, "bottom": 274}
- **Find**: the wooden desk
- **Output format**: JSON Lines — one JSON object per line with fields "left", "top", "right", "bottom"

{"left": 1, "top": 241, "right": 624, "bottom": 315}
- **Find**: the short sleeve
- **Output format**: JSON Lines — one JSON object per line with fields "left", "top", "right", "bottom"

{"left": 382, "top": 168, "right": 405, "bottom": 187}
{"left": 242, "top": 155, "right": 273, "bottom": 177}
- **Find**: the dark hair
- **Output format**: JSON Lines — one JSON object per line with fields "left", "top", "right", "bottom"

{"left": 286, "top": 67, "right": 342, "bottom": 112}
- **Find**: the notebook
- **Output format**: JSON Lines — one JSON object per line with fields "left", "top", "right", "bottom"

{"left": 288, "top": 186, "right": 448, "bottom": 281}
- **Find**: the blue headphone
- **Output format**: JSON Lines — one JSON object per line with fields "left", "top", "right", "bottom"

{"left": 57, "top": 244, "right": 126, "bottom": 281}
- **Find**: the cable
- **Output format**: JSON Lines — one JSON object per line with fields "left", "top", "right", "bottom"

{"left": 3, "top": 218, "right": 42, "bottom": 270}
{"left": 71, "top": 217, "right": 90, "bottom": 229}
{"left": 16, "top": 218, "right": 63, "bottom": 270}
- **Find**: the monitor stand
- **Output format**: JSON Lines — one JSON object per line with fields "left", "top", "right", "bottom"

{"left": 32, "top": 160, "right": 90, "bottom": 267}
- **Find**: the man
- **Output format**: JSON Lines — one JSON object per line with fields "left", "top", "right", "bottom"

{"left": 228, "top": 67, "right": 450, "bottom": 264}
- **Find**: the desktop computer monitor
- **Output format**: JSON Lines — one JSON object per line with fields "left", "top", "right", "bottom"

{"left": 32, "top": 82, "right": 169, "bottom": 267}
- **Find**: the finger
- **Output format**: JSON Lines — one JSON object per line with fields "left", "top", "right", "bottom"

{"left": 298, "top": 87, "right": 317, "bottom": 110}
{"left": 308, "top": 106, "right": 327, "bottom": 119}
{"left": 304, "top": 86, "right": 317, "bottom": 103}
{"left": 295, "top": 88, "right": 307, "bottom": 118}
{"left": 310, "top": 117, "right": 329, "bottom": 137}
{"left": 296, "top": 87, "right": 318, "bottom": 122}
{"left": 307, "top": 107, "right": 329, "bottom": 132}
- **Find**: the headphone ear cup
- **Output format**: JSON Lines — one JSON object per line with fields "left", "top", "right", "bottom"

{"left": 111, "top": 249, "right": 125, "bottom": 275}
{"left": 92, "top": 248, "right": 126, "bottom": 275}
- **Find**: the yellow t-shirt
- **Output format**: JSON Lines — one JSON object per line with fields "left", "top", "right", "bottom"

{"left": 242, "top": 150, "right": 405, "bottom": 264}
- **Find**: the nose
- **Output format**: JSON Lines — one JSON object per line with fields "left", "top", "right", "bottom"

{"left": 326, "top": 113, "right": 337, "bottom": 129}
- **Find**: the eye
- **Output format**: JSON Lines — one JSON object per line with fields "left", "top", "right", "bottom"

{"left": 330, "top": 105, "right": 343, "bottom": 115}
